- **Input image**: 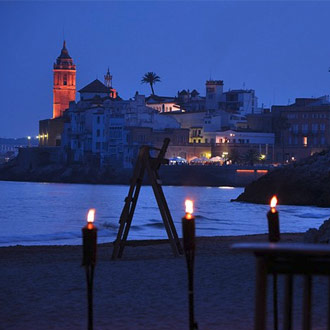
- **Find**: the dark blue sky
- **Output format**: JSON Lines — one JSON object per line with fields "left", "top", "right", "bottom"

{"left": 1, "top": 1, "right": 330, "bottom": 138}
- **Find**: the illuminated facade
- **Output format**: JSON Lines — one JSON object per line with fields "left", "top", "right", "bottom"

{"left": 53, "top": 41, "right": 76, "bottom": 118}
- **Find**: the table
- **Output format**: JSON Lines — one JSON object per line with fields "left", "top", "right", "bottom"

{"left": 231, "top": 242, "right": 330, "bottom": 330}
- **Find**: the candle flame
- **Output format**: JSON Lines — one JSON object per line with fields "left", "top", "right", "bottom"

{"left": 185, "top": 199, "right": 194, "bottom": 215}
{"left": 87, "top": 209, "right": 96, "bottom": 223}
{"left": 270, "top": 196, "right": 277, "bottom": 209}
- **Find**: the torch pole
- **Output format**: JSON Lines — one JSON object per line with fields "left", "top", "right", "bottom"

{"left": 185, "top": 250, "right": 197, "bottom": 330}
{"left": 267, "top": 197, "right": 280, "bottom": 330}
{"left": 85, "top": 265, "right": 95, "bottom": 330}
{"left": 82, "top": 209, "right": 97, "bottom": 330}
{"left": 273, "top": 273, "right": 278, "bottom": 330}
{"left": 182, "top": 201, "right": 198, "bottom": 330}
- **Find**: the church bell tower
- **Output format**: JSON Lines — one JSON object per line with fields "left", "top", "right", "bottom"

{"left": 53, "top": 41, "right": 76, "bottom": 118}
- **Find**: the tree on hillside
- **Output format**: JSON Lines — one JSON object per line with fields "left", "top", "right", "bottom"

{"left": 229, "top": 149, "right": 241, "bottom": 164}
{"left": 141, "top": 72, "right": 161, "bottom": 95}
{"left": 244, "top": 149, "right": 259, "bottom": 166}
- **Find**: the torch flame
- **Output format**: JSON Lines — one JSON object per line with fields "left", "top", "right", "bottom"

{"left": 87, "top": 209, "right": 96, "bottom": 223}
{"left": 270, "top": 196, "right": 278, "bottom": 209}
{"left": 185, "top": 199, "right": 194, "bottom": 215}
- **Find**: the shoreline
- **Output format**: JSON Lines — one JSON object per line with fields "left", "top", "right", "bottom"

{"left": 0, "top": 163, "right": 271, "bottom": 187}
{"left": 0, "top": 233, "right": 305, "bottom": 249}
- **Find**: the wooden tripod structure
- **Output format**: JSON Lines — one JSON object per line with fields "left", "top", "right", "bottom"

{"left": 111, "top": 138, "right": 183, "bottom": 260}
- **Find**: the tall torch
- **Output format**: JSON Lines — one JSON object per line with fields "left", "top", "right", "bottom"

{"left": 182, "top": 199, "right": 198, "bottom": 330}
{"left": 267, "top": 196, "right": 280, "bottom": 242}
{"left": 82, "top": 209, "right": 97, "bottom": 330}
{"left": 267, "top": 196, "right": 280, "bottom": 330}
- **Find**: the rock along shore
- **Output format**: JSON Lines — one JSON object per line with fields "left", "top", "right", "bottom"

{"left": 234, "top": 149, "right": 330, "bottom": 207}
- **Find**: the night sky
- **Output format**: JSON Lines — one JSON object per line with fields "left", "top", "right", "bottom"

{"left": 1, "top": 1, "right": 330, "bottom": 138}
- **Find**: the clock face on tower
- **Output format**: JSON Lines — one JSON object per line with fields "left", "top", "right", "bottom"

{"left": 53, "top": 41, "right": 76, "bottom": 119}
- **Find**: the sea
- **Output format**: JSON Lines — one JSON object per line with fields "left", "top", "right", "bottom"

{"left": 0, "top": 181, "right": 329, "bottom": 247}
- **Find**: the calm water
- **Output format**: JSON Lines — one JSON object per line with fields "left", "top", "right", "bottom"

{"left": 0, "top": 181, "right": 329, "bottom": 246}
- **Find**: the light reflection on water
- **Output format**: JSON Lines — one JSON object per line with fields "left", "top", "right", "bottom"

{"left": 0, "top": 181, "right": 329, "bottom": 246}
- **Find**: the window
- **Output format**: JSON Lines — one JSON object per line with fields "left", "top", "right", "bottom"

{"left": 97, "top": 116, "right": 100, "bottom": 124}
{"left": 109, "top": 127, "right": 122, "bottom": 139}
{"left": 292, "top": 124, "right": 299, "bottom": 133}
{"left": 303, "top": 136, "right": 308, "bottom": 147}
{"left": 109, "top": 147, "right": 117, "bottom": 154}
{"left": 312, "top": 124, "right": 318, "bottom": 133}
{"left": 97, "top": 129, "right": 100, "bottom": 137}
{"left": 302, "top": 114, "right": 308, "bottom": 119}
{"left": 302, "top": 124, "right": 308, "bottom": 133}
{"left": 63, "top": 74, "right": 67, "bottom": 85}
{"left": 96, "top": 142, "right": 100, "bottom": 150}
{"left": 320, "top": 124, "right": 325, "bottom": 131}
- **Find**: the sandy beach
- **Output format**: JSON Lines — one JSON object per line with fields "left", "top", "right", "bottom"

{"left": 1, "top": 233, "right": 330, "bottom": 330}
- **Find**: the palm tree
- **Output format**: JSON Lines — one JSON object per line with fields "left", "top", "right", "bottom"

{"left": 141, "top": 72, "right": 160, "bottom": 95}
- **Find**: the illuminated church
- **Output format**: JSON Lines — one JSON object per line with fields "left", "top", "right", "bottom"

{"left": 39, "top": 41, "right": 117, "bottom": 146}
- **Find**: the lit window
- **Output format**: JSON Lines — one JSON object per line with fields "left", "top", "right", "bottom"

{"left": 303, "top": 136, "right": 308, "bottom": 147}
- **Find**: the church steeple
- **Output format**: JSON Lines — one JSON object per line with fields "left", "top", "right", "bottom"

{"left": 58, "top": 40, "right": 71, "bottom": 59}
{"left": 104, "top": 67, "right": 112, "bottom": 88}
{"left": 53, "top": 41, "right": 76, "bottom": 118}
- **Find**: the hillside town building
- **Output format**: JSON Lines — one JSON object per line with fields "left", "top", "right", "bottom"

{"left": 35, "top": 41, "right": 330, "bottom": 169}
{"left": 272, "top": 96, "right": 330, "bottom": 162}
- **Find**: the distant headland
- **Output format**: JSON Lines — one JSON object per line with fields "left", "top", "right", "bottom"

{"left": 233, "top": 149, "right": 330, "bottom": 207}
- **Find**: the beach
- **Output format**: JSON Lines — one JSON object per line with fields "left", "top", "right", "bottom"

{"left": 1, "top": 233, "right": 330, "bottom": 330}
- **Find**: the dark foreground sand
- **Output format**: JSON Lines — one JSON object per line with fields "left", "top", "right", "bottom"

{"left": 1, "top": 234, "right": 329, "bottom": 330}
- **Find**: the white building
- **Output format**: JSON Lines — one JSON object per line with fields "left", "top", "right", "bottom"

{"left": 220, "top": 89, "right": 259, "bottom": 115}
{"left": 208, "top": 130, "right": 274, "bottom": 145}
{"left": 145, "top": 94, "right": 181, "bottom": 112}
{"left": 62, "top": 80, "right": 181, "bottom": 167}
{"left": 205, "top": 80, "right": 224, "bottom": 111}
